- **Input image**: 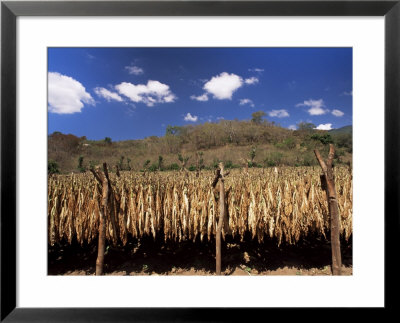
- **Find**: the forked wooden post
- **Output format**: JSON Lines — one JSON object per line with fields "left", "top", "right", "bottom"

{"left": 216, "top": 163, "right": 226, "bottom": 275}
{"left": 314, "top": 145, "right": 342, "bottom": 275}
{"left": 212, "top": 163, "right": 227, "bottom": 275}
{"left": 90, "top": 163, "right": 110, "bottom": 275}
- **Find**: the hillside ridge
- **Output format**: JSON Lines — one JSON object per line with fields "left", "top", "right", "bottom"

{"left": 48, "top": 120, "right": 352, "bottom": 173}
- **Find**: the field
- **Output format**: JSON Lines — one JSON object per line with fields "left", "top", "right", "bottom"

{"left": 48, "top": 166, "right": 352, "bottom": 275}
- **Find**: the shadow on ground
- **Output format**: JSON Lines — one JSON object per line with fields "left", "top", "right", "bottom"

{"left": 48, "top": 233, "right": 352, "bottom": 276}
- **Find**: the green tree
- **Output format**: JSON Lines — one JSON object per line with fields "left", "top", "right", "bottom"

{"left": 119, "top": 155, "right": 125, "bottom": 170}
{"left": 158, "top": 155, "right": 164, "bottom": 170}
{"left": 251, "top": 111, "right": 266, "bottom": 124}
{"left": 212, "top": 158, "right": 221, "bottom": 169}
{"left": 104, "top": 137, "right": 112, "bottom": 144}
{"left": 48, "top": 160, "right": 60, "bottom": 174}
{"left": 196, "top": 151, "right": 204, "bottom": 170}
{"left": 77, "top": 156, "right": 85, "bottom": 172}
{"left": 143, "top": 160, "right": 150, "bottom": 170}
{"left": 148, "top": 164, "right": 158, "bottom": 172}
{"left": 283, "top": 137, "right": 296, "bottom": 149}
{"left": 166, "top": 163, "right": 180, "bottom": 171}
{"left": 311, "top": 133, "right": 333, "bottom": 145}
{"left": 249, "top": 146, "right": 257, "bottom": 166}
{"left": 297, "top": 122, "right": 316, "bottom": 131}
{"left": 225, "top": 160, "right": 236, "bottom": 169}
{"left": 166, "top": 125, "right": 183, "bottom": 136}
{"left": 178, "top": 153, "right": 190, "bottom": 169}
{"left": 334, "top": 133, "right": 352, "bottom": 152}
{"left": 264, "top": 152, "right": 283, "bottom": 167}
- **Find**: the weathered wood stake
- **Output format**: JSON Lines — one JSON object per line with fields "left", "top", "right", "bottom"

{"left": 314, "top": 145, "right": 342, "bottom": 275}
{"left": 216, "top": 163, "right": 226, "bottom": 275}
{"left": 90, "top": 163, "right": 110, "bottom": 275}
{"left": 211, "top": 163, "right": 227, "bottom": 275}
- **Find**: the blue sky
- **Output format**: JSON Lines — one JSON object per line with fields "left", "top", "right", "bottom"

{"left": 48, "top": 48, "right": 352, "bottom": 141}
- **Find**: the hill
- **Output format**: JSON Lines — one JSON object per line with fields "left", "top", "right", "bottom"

{"left": 48, "top": 120, "right": 352, "bottom": 174}
{"left": 329, "top": 125, "right": 352, "bottom": 135}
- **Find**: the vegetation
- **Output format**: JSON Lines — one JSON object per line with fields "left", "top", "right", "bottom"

{"left": 77, "top": 156, "right": 86, "bottom": 173}
{"left": 48, "top": 116, "right": 353, "bottom": 276}
{"left": 48, "top": 116, "right": 352, "bottom": 173}
{"left": 48, "top": 166, "right": 352, "bottom": 247}
{"left": 48, "top": 159, "right": 60, "bottom": 174}
{"left": 311, "top": 133, "right": 334, "bottom": 145}
{"left": 297, "top": 122, "right": 316, "bottom": 132}
{"left": 251, "top": 111, "right": 267, "bottom": 124}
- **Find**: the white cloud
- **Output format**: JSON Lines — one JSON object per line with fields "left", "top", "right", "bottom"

{"left": 244, "top": 77, "right": 259, "bottom": 85}
{"left": 342, "top": 90, "right": 352, "bottom": 96}
{"left": 94, "top": 87, "right": 123, "bottom": 102}
{"left": 268, "top": 109, "right": 289, "bottom": 118}
{"left": 48, "top": 72, "right": 95, "bottom": 114}
{"left": 163, "top": 95, "right": 175, "bottom": 103}
{"left": 125, "top": 65, "right": 144, "bottom": 75}
{"left": 296, "top": 99, "right": 328, "bottom": 115}
{"left": 248, "top": 68, "right": 264, "bottom": 73}
{"left": 115, "top": 80, "right": 176, "bottom": 107}
{"left": 190, "top": 93, "right": 209, "bottom": 101}
{"left": 308, "top": 107, "right": 328, "bottom": 115}
{"left": 184, "top": 113, "right": 198, "bottom": 122}
{"left": 288, "top": 125, "right": 297, "bottom": 130}
{"left": 203, "top": 72, "right": 243, "bottom": 100}
{"left": 239, "top": 98, "right": 254, "bottom": 107}
{"left": 332, "top": 109, "right": 344, "bottom": 117}
{"left": 315, "top": 123, "right": 333, "bottom": 130}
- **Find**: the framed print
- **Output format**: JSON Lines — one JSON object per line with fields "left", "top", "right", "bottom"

{"left": 1, "top": 0, "right": 399, "bottom": 321}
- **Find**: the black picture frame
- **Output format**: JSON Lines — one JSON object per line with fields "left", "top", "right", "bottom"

{"left": 1, "top": 0, "right": 399, "bottom": 321}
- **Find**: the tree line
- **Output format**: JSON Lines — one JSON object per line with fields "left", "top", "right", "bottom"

{"left": 48, "top": 111, "right": 352, "bottom": 174}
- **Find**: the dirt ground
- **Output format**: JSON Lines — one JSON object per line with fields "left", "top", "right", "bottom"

{"left": 48, "top": 233, "right": 352, "bottom": 276}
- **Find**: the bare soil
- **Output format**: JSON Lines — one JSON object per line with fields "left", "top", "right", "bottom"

{"left": 48, "top": 233, "right": 352, "bottom": 276}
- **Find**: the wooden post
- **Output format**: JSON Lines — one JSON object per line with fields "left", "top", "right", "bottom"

{"left": 214, "top": 162, "right": 226, "bottom": 275}
{"left": 90, "top": 163, "right": 110, "bottom": 275}
{"left": 314, "top": 145, "right": 342, "bottom": 275}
